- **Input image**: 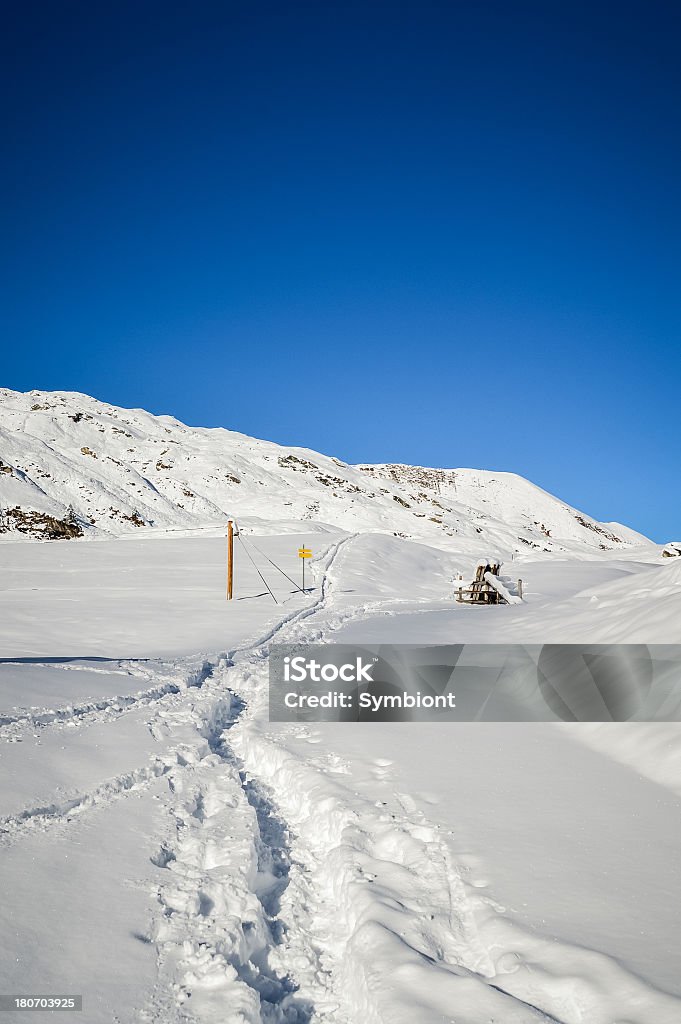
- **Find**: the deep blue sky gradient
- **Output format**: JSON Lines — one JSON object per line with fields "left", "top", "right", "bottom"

{"left": 2, "top": 2, "right": 679, "bottom": 539}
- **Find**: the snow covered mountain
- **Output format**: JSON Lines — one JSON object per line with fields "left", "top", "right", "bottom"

{"left": 0, "top": 388, "right": 651, "bottom": 552}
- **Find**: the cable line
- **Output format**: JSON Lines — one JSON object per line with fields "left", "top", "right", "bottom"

{"left": 241, "top": 534, "right": 305, "bottom": 594}
{"left": 236, "top": 534, "right": 278, "bottom": 604}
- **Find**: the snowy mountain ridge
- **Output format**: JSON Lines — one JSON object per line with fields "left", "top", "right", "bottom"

{"left": 0, "top": 388, "right": 651, "bottom": 552}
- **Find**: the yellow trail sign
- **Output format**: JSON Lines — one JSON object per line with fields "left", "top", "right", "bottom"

{"left": 299, "top": 547, "right": 312, "bottom": 593}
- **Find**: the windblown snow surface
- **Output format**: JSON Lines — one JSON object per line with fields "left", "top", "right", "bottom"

{"left": 0, "top": 390, "right": 679, "bottom": 1024}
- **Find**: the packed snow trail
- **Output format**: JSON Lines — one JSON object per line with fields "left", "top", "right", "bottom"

{"left": 143, "top": 536, "right": 357, "bottom": 1023}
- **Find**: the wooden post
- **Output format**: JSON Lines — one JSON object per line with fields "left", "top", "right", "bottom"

{"left": 458, "top": 574, "right": 463, "bottom": 603}
{"left": 227, "top": 520, "right": 234, "bottom": 600}
{"left": 518, "top": 578, "right": 523, "bottom": 601}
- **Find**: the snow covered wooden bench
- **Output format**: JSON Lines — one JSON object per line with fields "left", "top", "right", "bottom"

{"left": 455, "top": 560, "right": 523, "bottom": 605}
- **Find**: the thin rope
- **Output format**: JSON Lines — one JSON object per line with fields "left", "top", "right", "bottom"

{"left": 241, "top": 534, "right": 305, "bottom": 594}
{"left": 236, "top": 534, "right": 278, "bottom": 604}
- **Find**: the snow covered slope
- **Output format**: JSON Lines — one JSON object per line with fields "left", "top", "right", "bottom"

{"left": 0, "top": 388, "right": 651, "bottom": 553}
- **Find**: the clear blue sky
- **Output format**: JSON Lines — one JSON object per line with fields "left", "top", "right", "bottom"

{"left": 2, "top": 2, "right": 679, "bottom": 540}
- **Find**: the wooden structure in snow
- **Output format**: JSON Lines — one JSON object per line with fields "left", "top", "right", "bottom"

{"left": 456, "top": 561, "right": 523, "bottom": 605}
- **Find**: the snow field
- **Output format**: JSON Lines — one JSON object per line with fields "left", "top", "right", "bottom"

{"left": 0, "top": 528, "right": 678, "bottom": 1022}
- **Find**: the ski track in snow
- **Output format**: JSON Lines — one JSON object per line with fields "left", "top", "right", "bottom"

{"left": 0, "top": 661, "right": 215, "bottom": 843}
{"left": 0, "top": 660, "right": 213, "bottom": 740}
{"left": 0, "top": 758, "right": 175, "bottom": 843}
{"left": 2, "top": 535, "right": 679, "bottom": 1023}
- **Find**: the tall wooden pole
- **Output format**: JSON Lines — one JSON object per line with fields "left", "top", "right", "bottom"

{"left": 227, "top": 520, "right": 234, "bottom": 600}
